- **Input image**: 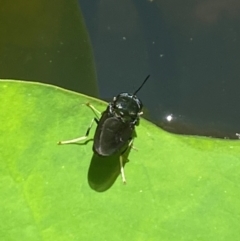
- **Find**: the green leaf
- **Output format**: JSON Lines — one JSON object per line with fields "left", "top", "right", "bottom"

{"left": 1, "top": 80, "right": 240, "bottom": 241}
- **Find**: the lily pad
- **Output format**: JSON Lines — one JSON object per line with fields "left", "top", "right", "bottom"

{"left": 0, "top": 80, "right": 240, "bottom": 241}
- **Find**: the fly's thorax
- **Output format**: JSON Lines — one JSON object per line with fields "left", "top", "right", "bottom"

{"left": 109, "top": 93, "right": 143, "bottom": 124}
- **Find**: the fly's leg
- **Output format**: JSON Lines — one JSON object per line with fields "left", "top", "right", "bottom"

{"left": 58, "top": 118, "right": 98, "bottom": 145}
{"left": 120, "top": 156, "right": 127, "bottom": 184}
{"left": 119, "top": 139, "right": 135, "bottom": 184}
{"left": 85, "top": 102, "right": 102, "bottom": 118}
{"left": 58, "top": 102, "right": 102, "bottom": 145}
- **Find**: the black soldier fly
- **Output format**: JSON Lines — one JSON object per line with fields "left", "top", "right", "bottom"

{"left": 58, "top": 75, "right": 150, "bottom": 184}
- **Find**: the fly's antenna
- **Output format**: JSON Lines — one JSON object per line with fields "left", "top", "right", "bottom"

{"left": 133, "top": 75, "right": 150, "bottom": 95}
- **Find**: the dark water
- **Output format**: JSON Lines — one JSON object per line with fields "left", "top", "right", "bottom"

{"left": 79, "top": 0, "right": 240, "bottom": 139}
{"left": 1, "top": 1, "right": 240, "bottom": 139}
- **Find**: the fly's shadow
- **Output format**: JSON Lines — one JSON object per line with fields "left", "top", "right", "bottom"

{"left": 58, "top": 122, "right": 137, "bottom": 192}
{"left": 88, "top": 146, "right": 132, "bottom": 192}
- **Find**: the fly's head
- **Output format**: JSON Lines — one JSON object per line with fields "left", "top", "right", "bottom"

{"left": 109, "top": 93, "right": 143, "bottom": 124}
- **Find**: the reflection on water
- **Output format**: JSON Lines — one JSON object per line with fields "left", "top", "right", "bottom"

{"left": 0, "top": 0, "right": 98, "bottom": 97}
{"left": 158, "top": 112, "right": 240, "bottom": 140}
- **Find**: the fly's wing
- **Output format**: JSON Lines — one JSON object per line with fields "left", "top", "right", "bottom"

{"left": 93, "top": 113, "right": 133, "bottom": 156}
